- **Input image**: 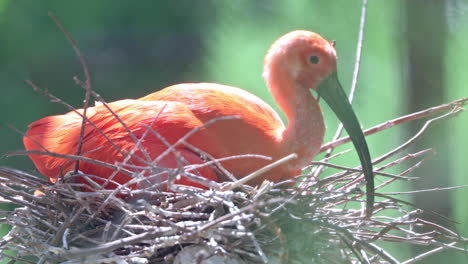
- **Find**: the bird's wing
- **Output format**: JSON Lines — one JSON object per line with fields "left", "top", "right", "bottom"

{"left": 23, "top": 99, "right": 210, "bottom": 182}
{"left": 140, "top": 83, "right": 285, "bottom": 143}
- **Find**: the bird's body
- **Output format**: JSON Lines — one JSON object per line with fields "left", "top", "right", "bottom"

{"left": 140, "top": 83, "right": 289, "bottom": 182}
{"left": 24, "top": 31, "right": 374, "bottom": 213}
{"left": 139, "top": 83, "right": 325, "bottom": 181}
{"left": 24, "top": 81, "right": 323, "bottom": 188}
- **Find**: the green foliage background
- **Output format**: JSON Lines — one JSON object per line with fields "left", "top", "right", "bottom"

{"left": 0, "top": 1, "right": 467, "bottom": 263}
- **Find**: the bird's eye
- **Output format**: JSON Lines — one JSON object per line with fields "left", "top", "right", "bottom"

{"left": 309, "top": 55, "right": 320, "bottom": 64}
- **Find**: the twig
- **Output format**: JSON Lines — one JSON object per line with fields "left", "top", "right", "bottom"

{"left": 47, "top": 13, "right": 91, "bottom": 91}
{"left": 401, "top": 242, "right": 458, "bottom": 264}
{"left": 48, "top": 13, "right": 93, "bottom": 174}
{"left": 321, "top": 0, "right": 368, "bottom": 161}
{"left": 317, "top": 105, "right": 462, "bottom": 195}
{"left": 320, "top": 97, "right": 468, "bottom": 152}
{"left": 372, "top": 104, "right": 462, "bottom": 165}
{"left": 220, "top": 153, "right": 297, "bottom": 191}
{"left": 382, "top": 185, "right": 468, "bottom": 195}
{"left": 328, "top": 0, "right": 368, "bottom": 145}
{"left": 314, "top": 0, "right": 368, "bottom": 176}
{"left": 310, "top": 161, "right": 413, "bottom": 180}
{"left": 74, "top": 78, "right": 153, "bottom": 163}
{"left": 8, "top": 150, "right": 133, "bottom": 176}
{"left": 24, "top": 79, "right": 127, "bottom": 158}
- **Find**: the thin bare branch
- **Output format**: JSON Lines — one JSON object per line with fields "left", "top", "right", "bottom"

{"left": 8, "top": 150, "right": 133, "bottom": 176}
{"left": 24, "top": 79, "right": 127, "bottom": 158}
{"left": 321, "top": 97, "right": 468, "bottom": 152}
{"left": 220, "top": 153, "right": 297, "bottom": 191}
{"left": 48, "top": 13, "right": 93, "bottom": 173}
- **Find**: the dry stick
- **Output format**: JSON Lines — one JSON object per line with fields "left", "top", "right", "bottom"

{"left": 89, "top": 105, "right": 171, "bottom": 196}
{"left": 0, "top": 189, "right": 42, "bottom": 211}
{"left": 315, "top": 148, "right": 433, "bottom": 216}
{"left": 196, "top": 197, "right": 285, "bottom": 233}
{"left": 144, "top": 116, "right": 243, "bottom": 190}
{"left": 0, "top": 182, "right": 45, "bottom": 206}
{"left": 47, "top": 13, "right": 92, "bottom": 174}
{"left": 310, "top": 161, "right": 412, "bottom": 180}
{"left": 80, "top": 177, "right": 148, "bottom": 228}
{"left": 330, "top": 149, "right": 431, "bottom": 198}
{"left": 6, "top": 124, "right": 51, "bottom": 155}
{"left": 0, "top": 167, "right": 50, "bottom": 186}
{"left": 155, "top": 116, "right": 239, "bottom": 165}
{"left": 50, "top": 207, "right": 86, "bottom": 247}
{"left": 340, "top": 236, "right": 366, "bottom": 264}
{"left": 368, "top": 218, "right": 426, "bottom": 246}
{"left": 321, "top": 97, "right": 468, "bottom": 152}
{"left": 54, "top": 230, "right": 180, "bottom": 259}
{"left": 137, "top": 122, "right": 199, "bottom": 188}
{"left": 72, "top": 70, "right": 168, "bottom": 198}
{"left": 24, "top": 80, "right": 127, "bottom": 159}
{"left": 95, "top": 142, "right": 180, "bottom": 224}
{"left": 375, "top": 191, "right": 456, "bottom": 225}
{"left": 337, "top": 149, "right": 433, "bottom": 197}
{"left": 185, "top": 153, "right": 271, "bottom": 174}
{"left": 330, "top": 0, "right": 368, "bottom": 138}
{"left": 318, "top": 0, "right": 368, "bottom": 163}
{"left": 382, "top": 185, "right": 468, "bottom": 196}
{"left": 401, "top": 242, "right": 458, "bottom": 264}
{"left": 333, "top": 155, "right": 436, "bottom": 218}
{"left": 356, "top": 155, "right": 434, "bottom": 217}
{"left": 319, "top": 105, "right": 463, "bottom": 194}
{"left": 135, "top": 123, "right": 235, "bottom": 190}
{"left": 314, "top": 148, "right": 427, "bottom": 197}
{"left": 181, "top": 142, "right": 242, "bottom": 182}
{"left": 74, "top": 79, "right": 152, "bottom": 163}
{"left": 365, "top": 210, "right": 421, "bottom": 240}
{"left": 220, "top": 153, "right": 297, "bottom": 191}
{"left": 314, "top": 220, "right": 400, "bottom": 264}
{"left": 72, "top": 80, "right": 157, "bottom": 197}
{"left": 370, "top": 150, "right": 433, "bottom": 196}
{"left": 376, "top": 148, "right": 433, "bottom": 174}
{"left": 373, "top": 104, "right": 462, "bottom": 165}
{"left": 415, "top": 219, "right": 463, "bottom": 239}
{"left": 314, "top": 90, "right": 466, "bottom": 220}
{"left": 8, "top": 150, "right": 133, "bottom": 176}
{"left": 138, "top": 121, "right": 227, "bottom": 190}
{"left": 181, "top": 142, "right": 279, "bottom": 195}
{"left": 0, "top": 253, "right": 36, "bottom": 264}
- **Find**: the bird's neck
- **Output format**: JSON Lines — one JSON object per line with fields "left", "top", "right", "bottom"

{"left": 267, "top": 73, "right": 325, "bottom": 169}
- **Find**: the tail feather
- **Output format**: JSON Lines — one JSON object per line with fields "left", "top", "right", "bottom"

{"left": 24, "top": 113, "right": 83, "bottom": 181}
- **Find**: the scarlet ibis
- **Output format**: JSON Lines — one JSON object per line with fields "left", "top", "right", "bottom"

{"left": 24, "top": 30, "right": 374, "bottom": 213}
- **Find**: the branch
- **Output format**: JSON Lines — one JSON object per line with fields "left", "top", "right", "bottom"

{"left": 48, "top": 13, "right": 93, "bottom": 173}
{"left": 320, "top": 97, "right": 468, "bottom": 152}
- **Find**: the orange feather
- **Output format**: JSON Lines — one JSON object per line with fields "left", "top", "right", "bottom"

{"left": 24, "top": 30, "right": 374, "bottom": 210}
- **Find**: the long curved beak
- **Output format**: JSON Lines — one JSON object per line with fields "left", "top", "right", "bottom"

{"left": 316, "top": 71, "right": 374, "bottom": 217}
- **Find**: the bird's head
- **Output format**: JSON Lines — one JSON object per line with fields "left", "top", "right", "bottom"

{"left": 263, "top": 30, "right": 337, "bottom": 90}
{"left": 264, "top": 30, "right": 375, "bottom": 216}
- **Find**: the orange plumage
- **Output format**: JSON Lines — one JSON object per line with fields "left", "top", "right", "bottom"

{"left": 24, "top": 31, "right": 374, "bottom": 210}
